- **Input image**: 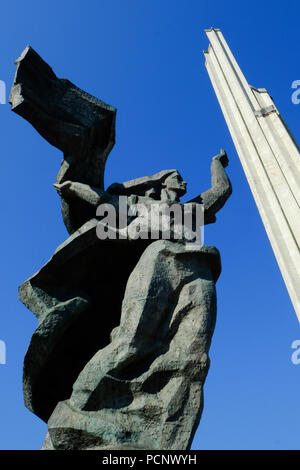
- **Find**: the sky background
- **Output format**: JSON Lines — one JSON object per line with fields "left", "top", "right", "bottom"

{"left": 0, "top": 0, "right": 299, "bottom": 450}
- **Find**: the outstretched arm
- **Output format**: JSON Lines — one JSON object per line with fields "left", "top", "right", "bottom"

{"left": 53, "top": 181, "right": 109, "bottom": 206}
{"left": 188, "top": 149, "right": 232, "bottom": 224}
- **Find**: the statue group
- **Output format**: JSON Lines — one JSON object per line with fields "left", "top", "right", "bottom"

{"left": 10, "top": 46, "right": 231, "bottom": 450}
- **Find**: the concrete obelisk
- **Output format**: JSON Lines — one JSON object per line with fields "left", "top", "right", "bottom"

{"left": 204, "top": 28, "right": 300, "bottom": 321}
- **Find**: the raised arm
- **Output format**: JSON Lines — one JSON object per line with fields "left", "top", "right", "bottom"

{"left": 188, "top": 149, "right": 232, "bottom": 224}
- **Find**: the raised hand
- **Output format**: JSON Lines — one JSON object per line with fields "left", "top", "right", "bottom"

{"left": 212, "top": 148, "right": 229, "bottom": 168}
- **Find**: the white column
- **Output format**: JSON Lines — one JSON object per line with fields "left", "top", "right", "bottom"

{"left": 204, "top": 28, "right": 300, "bottom": 321}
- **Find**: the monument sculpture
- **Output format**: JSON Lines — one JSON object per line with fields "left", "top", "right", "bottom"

{"left": 10, "top": 45, "right": 232, "bottom": 450}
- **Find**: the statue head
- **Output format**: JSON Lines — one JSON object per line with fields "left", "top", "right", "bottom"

{"left": 163, "top": 172, "right": 187, "bottom": 197}
{"left": 107, "top": 169, "right": 187, "bottom": 200}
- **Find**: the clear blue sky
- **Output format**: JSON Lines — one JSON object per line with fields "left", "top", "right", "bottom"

{"left": 0, "top": 0, "right": 299, "bottom": 450}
